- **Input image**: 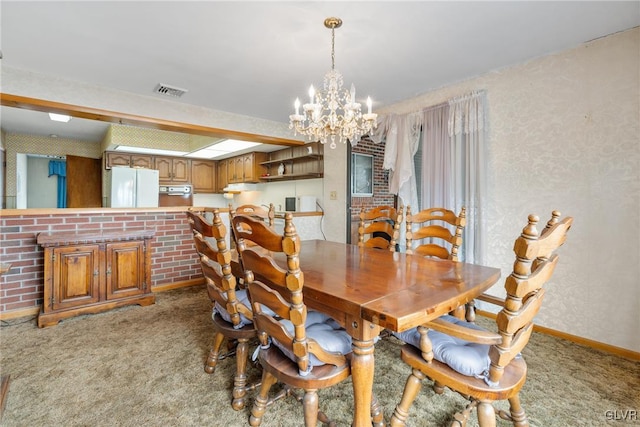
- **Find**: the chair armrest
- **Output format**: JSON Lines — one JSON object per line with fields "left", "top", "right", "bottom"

{"left": 425, "top": 318, "right": 502, "bottom": 345}
{"left": 476, "top": 293, "right": 504, "bottom": 307}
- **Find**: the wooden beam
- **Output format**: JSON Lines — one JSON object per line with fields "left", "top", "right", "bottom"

{"left": 0, "top": 93, "right": 304, "bottom": 147}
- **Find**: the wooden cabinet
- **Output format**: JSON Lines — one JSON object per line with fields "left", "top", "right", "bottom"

{"left": 225, "top": 152, "right": 268, "bottom": 184}
{"left": 216, "top": 158, "right": 228, "bottom": 192}
{"left": 228, "top": 157, "right": 243, "bottom": 183}
{"left": 155, "top": 156, "right": 191, "bottom": 183}
{"left": 242, "top": 152, "right": 268, "bottom": 183}
{"left": 191, "top": 160, "right": 217, "bottom": 193}
{"left": 37, "top": 229, "right": 155, "bottom": 327}
{"left": 260, "top": 142, "right": 324, "bottom": 182}
{"left": 104, "top": 152, "right": 153, "bottom": 169}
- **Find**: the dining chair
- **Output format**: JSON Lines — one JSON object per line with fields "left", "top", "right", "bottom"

{"left": 405, "top": 206, "right": 470, "bottom": 319}
{"left": 358, "top": 204, "right": 404, "bottom": 251}
{"left": 185, "top": 209, "right": 259, "bottom": 411}
{"left": 405, "top": 206, "right": 466, "bottom": 260}
{"left": 231, "top": 212, "right": 384, "bottom": 427}
{"left": 228, "top": 203, "right": 275, "bottom": 280}
{"left": 389, "top": 210, "right": 573, "bottom": 427}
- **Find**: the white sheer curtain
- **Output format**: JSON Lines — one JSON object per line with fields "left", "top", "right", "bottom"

{"left": 448, "top": 91, "right": 487, "bottom": 264}
{"left": 375, "top": 91, "right": 487, "bottom": 262}
{"left": 420, "top": 103, "right": 452, "bottom": 210}
{"left": 370, "top": 112, "right": 422, "bottom": 211}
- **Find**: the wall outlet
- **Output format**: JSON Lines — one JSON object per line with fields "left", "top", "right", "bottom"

{"left": 330, "top": 191, "right": 337, "bottom": 200}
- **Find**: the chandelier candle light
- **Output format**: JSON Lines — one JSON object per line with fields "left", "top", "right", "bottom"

{"left": 289, "top": 17, "right": 377, "bottom": 149}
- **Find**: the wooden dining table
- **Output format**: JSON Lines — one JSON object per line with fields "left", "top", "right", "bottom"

{"left": 250, "top": 239, "right": 502, "bottom": 427}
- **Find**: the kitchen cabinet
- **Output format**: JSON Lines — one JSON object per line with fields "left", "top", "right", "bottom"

{"left": 36, "top": 229, "right": 155, "bottom": 327}
{"left": 216, "top": 158, "right": 228, "bottom": 192}
{"left": 104, "top": 152, "right": 153, "bottom": 169}
{"left": 242, "top": 152, "right": 268, "bottom": 183}
{"left": 225, "top": 152, "right": 268, "bottom": 184}
{"left": 228, "top": 157, "right": 244, "bottom": 183}
{"left": 155, "top": 156, "right": 191, "bottom": 183}
{"left": 260, "top": 142, "right": 323, "bottom": 181}
{"left": 191, "top": 160, "right": 217, "bottom": 193}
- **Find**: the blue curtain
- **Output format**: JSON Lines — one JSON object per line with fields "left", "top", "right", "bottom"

{"left": 48, "top": 160, "right": 67, "bottom": 208}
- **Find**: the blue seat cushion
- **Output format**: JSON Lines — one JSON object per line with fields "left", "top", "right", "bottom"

{"left": 393, "top": 314, "right": 491, "bottom": 378}
{"left": 272, "top": 313, "right": 352, "bottom": 369}
{"left": 213, "top": 288, "right": 253, "bottom": 328}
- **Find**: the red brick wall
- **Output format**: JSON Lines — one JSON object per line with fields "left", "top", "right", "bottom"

{"left": 0, "top": 210, "right": 201, "bottom": 314}
{"left": 349, "top": 137, "right": 396, "bottom": 242}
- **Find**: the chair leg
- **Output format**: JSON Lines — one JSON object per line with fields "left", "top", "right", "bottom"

{"left": 389, "top": 368, "right": 426, "bottom": 426}
{"left": 476, "top": 400, "right": 497, "bottom": 427}
{"left": 371, "top": 394, "right": 385, "bottom": 427}
{"left": 497, "top": 395, "right": 529, "bottom": 427}
{"left": 231, "top": 338, "right": 250, "bottom": 410}
{"left": 302, "top": 389, "right": 319, "bottom": 427}
{"left": 204, "top": 331, "right": 226, "bottom": 374}
{"left": 249, "top": 370, "right": 278, "bottom": 427}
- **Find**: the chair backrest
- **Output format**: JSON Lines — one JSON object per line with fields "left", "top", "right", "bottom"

{"left": 405, "top": 206, "right": 466, "bottom": 260}
{"left": 230, "top": 203, "right": 275, "bottom": 227}
{"left": 487, "top": 210, "right": 572, "bottom": 386}
{"left": 358, "top": 205, "right": 404, "bottom": 251}
{"left": 185, "top": 209, "right": 252, "bottom": 327}
{"left": 232, "top": 212, "right": 348, "bottom": 374}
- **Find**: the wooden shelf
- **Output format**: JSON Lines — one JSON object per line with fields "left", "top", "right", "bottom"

{"left": 260, "top": 172, "right": 323, "bottom": 181}
{"left": 259, "top": 142, "right": 324, "bottom": 182}
{"left": 260, "top": 154, "right": 323, "bottom": 166}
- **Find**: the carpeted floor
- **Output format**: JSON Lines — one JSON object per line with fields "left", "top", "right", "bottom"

{"left": 1, "top": 286, "right": 638, "bottom": 426}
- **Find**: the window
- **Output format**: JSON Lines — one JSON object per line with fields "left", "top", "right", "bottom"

{"left": 351, "top": 153, "right": 373, "bottom": 197}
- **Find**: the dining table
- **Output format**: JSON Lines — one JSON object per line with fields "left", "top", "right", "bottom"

{"left": 253, "top": 239, "right": 502, "bottom": 427}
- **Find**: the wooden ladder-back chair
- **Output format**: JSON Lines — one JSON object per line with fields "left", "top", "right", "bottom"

{"left": 185, "top": 209, "right": 258, "bottom": 411}
{"left": 231, "top": 212, "right": 383, "bottom": 427}
{"left": 405, "top": 206, "right": 467, "bottom": 260}
{"left": 406, "top": 206, "right": 469, "bottom": 319}
{"left": 389, "top": 211, "right": 573, "bottom": 427}
{"left": 358, "top": 205, "right": 404, "bottom": 251}
{"left": 228, "top": 203, "right": 275, "bottom": 279}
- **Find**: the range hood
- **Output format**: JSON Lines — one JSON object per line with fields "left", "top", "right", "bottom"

{"left": 223, "top": 183, "right": 259, "bottom": 193}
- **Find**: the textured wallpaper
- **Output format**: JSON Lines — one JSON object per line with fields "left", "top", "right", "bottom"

{"left": 4, "top": 133, "right": 102, "bottom": 198}
{"left": 371, "top": 28, "right": 639, "bottom": 352}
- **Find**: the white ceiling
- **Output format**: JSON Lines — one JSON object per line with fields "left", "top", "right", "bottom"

{"left": 1, "top": 1, "right": 638, "bottom": 144}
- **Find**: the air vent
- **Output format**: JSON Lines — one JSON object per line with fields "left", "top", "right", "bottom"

{"left": 154, "top": 83, "right": 188, "bottom": 98}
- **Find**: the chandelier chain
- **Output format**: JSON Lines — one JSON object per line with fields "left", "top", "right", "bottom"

{"left": 331, "top": 27, "right": 335, "bottom": 71}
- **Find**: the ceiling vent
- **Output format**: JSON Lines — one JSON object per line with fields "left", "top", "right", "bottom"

{"left": 154, "top": 83, "right": 188, "bottom": 98}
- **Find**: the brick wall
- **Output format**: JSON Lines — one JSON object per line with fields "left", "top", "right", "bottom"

{"left": 0, "top": 209, "right": 201, "bottom": 315}
{"left": 349, "top": 137, "right": 396, "bottom": 243}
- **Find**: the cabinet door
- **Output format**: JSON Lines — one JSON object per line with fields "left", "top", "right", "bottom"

{"left": 105, "top": 241, "right": 146, "bottom": 300}
{"left": 130, "top": 155, "right": 153, "bottom": 169}
{"left": 216, "top": 159, "right": 228, "bottom": 192}
{"left": 51, "top": 245, "right": 101, "bottom": 311}
{"left": 155, "top": 157, "right": 173, "bottom": 182}
{"left": 171, "top": 158, "right": 191, "bottom": 183}
{"left": 242, "top": 153, "right": 268, "bottom": 183}
{"left": 105, "top": 152, "right": 131, "bottom": 169}
{"left": 192, "top": 160, "right": 216, "bottom": 193}
{"left": 229, "top": 157, "right": 244, "bottom": 183}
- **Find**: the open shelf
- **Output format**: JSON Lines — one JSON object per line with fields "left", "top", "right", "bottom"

{"left": 259, "top": 142, "right": 323, "bottom": 182}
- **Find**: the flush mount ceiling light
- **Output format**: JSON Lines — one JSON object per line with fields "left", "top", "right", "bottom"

{"left": 188, "top": 139, "right": 261, "bottom": 159}
{"left": 48, "top": 113, "right": 71, "bottom": 122}
{"left": 289, "top": 17, "right": 377, "bottom": 149}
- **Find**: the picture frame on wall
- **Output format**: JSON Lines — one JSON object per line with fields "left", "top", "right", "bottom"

{"left": 351, "top": 153, "right": 373, "bottom": 197}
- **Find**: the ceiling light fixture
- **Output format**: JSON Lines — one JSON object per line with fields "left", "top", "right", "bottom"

{"left": 49, "top": 113, "right": 71, "bottom": 123}
{"left": 289, "top": 17, "right": 377, "bottom": 149}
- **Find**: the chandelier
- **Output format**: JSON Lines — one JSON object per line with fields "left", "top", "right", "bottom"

{"left": 289, "top": 17, "right": 377, "bottom": 149}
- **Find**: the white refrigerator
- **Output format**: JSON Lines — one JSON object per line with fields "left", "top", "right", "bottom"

{"left": 108, "top": 167, "right": 160, "bottom": 208}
